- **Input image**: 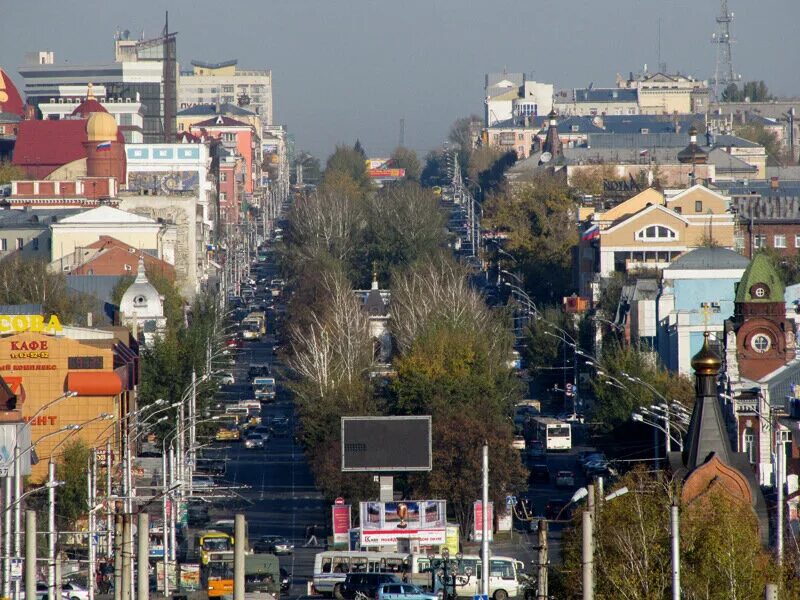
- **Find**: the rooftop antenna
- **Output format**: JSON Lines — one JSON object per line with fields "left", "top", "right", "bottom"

{"left": 711, "top": 0, "right": 738, "bottom": 100}
{"left": 399, "top": 118, "right": 405, "bottom": 147}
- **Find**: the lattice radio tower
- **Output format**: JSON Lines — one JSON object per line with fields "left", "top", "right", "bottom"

{"left": 711, "top": 0, "right": 737, "bottom": 99}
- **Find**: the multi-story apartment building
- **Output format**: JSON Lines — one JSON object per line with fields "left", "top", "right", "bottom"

{"left": 19, "top": 32, "right": 176, "bottom": 143}
{"left": 178, "top": 60, "right": 273, "bottom": 126}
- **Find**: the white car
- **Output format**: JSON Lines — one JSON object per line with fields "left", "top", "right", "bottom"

{"left": 219, "top": 373, "right": 235, "bottom": 385}
{"left": 61, "top": 582, "right": 89, "bottom": 600}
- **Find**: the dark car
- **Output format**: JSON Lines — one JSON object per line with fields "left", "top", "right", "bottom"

{"left": 545, "top": 498, "right": 570, "bottom": 521}
{"left": 280, "top": 568, "right": 291, "bottom": 592}
{"left": 253, "top": 535, "right": 294, "bottom": 555}
{"left": 529, "top": 463, "right": 550, "bottom": 484}
{"left": 338, "top": 573, "right": 402, "bottom": 600}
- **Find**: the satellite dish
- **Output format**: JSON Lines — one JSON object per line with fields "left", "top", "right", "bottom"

{"left": 539, "top": 152, "right": 552, "bottom": 165}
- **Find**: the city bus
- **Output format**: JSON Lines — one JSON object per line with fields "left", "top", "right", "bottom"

{"left": 196, "top": 530, "right": 235, "bottom": 565}
{"left": 531, "top": 417, "right": 572, "bottom": 451}
{"left": 312, "top": 551, "right": 410, "bottom": 597}
{"left": 407, "top": 554, "right": 524, "bottom": 600}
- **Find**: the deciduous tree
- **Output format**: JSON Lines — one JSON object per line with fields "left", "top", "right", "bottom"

{"left": 390, "top": 146, "right": 421, "bottom": 181}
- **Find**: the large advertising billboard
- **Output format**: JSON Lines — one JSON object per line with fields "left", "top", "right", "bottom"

{"left": 359, "top": 500, "right": 446, "bottom": 545}
{"left": 341, "top": 416, "right": 432, "bottom": 472}
{"left": 127, "top": 170, "right": 199, "bottom": 194}
{"left": 332, "top": 504, "right": 352, "bottom": 546}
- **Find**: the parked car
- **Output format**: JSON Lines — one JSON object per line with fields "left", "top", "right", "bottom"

{"left": 339, "top": 573, "right": 401, "bottom": 600}
{"left": 511, "top": 435, "right": 526, "bottom": 451}
{"left": 555, "top": 470, "right": 576, "bottom": 488}
{"left": 377, "top": 583, "right": 438, "bottom": 600}
{"left": 253, "top": 535, "right": 294, "bottom": 555}
{"left": 20, "top": 582, "right": 48, "bottom": 600}
{"left": 528, "top": 463, "right": 550, "bottom": 484}
{"left": 61, "top": 582, "right": 89, "bottom": 600}
{"left": 219, "top": 373, "right": 235, "bottom": 385}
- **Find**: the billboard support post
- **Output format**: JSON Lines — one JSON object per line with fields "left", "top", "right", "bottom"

{"left": 379, "top": 476, "right": 393, "bottom": 502}
{"left": 481, "top": 444, "right": 489, "bottom": 598}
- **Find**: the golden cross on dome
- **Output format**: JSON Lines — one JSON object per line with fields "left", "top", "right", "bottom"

{"left": 702, "top": 302, "right": 712, "bottom": 331}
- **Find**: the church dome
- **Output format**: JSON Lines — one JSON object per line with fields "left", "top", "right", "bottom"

{"left": 86, "top": 111, "right": 118, "bottom": 142}
{"left": 691, "top": 332, "right": 721, "bottom": 375}
{"left": 120, "top": 257, "right": 164, "bottom": 319}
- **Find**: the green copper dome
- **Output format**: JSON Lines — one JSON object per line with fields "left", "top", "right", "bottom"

{"left": 734, "top": 253, "right": 785, "bottom": 303}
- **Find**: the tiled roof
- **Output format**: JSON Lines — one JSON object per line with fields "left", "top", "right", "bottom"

{"left": 735, "top": 253, "right": 785, "bottom": 303}
{"left": 12, "top": 119, "right": 88, "bottom": 171}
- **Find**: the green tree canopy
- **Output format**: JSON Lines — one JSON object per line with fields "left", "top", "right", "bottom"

{"left": 55, "top": 440, "right": 92, "bottom": 530}
{"left": 590, "top": 343, "right": 694, "bottom": 431}
{"left": 0, "top": 161, "right": 25, "bottom": 185}
{"left": 390, "top": 146, "right": 421, "bottom": 180}
{"left": 325, "top": 144, "right": 370, "bottom": 193}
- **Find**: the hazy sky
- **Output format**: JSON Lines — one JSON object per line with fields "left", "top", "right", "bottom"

{"left": 2, "top": 0, "right": 798, "bottom": 160}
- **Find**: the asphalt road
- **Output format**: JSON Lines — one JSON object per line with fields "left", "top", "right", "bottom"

{"left": 211, "top": 262, "right": 327, "bottom": 599}
{"left": 205, "top": 254, "right": 603, "bottom": 596}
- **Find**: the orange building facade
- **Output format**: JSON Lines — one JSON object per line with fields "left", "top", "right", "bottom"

{"left": 0, "top": 318, "right": 137, "bottom": 480}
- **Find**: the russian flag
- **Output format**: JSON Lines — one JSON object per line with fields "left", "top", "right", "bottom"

{"left": 96, "top": 141, "right": 112, "bottom": 152}
{"left": 581, "top": 224, "right": 600, "bottom": 242}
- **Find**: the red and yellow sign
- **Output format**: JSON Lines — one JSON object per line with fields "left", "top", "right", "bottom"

{"left": 0, "top": 315, "right": 62, "bottom": 335}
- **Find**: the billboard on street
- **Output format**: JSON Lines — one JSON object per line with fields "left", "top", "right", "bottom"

{"left": 473, "top": 501, "right": 494, "bottom": 542}
{"left": 341, "top": 416, "right": 432, "bottom": 472}
{"left": 359, "top": 500, "right": 446, "bottom": 545}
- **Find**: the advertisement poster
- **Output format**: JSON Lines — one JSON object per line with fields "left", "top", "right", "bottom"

{"left": 332, "top": 505, "right": 352, "bottom": 546}
{"left": 359, "top": 500, "right": 446, "bottom": 545}
{"left": 156, "top": 562, "right": 177, "bottom": 590}
{"left": 127, "top": 170, "right": 200, "bottom": 194}
{"left": 444, "top": 524, "right": 460, "bottom": 556}
{"left": 473, "top": 501, "right": 494, "bottom": 542}
{"left": 179, "top": 564, "right": 201, "bottom": 591}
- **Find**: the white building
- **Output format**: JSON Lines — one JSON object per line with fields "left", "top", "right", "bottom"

{"left": 178, "top": 60, "right": 273, "bottom": 126}
{"left": 38, "top": 87, "right": 146, "bottom": 143}
{"left": 485, "top": 73, "right": 553, "bottom": 126}
{"left": 120, "top": 256, "right": 167, "bottom": 347}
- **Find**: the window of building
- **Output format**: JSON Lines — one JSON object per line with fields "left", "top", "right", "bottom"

{"left": 695, "top": 200, "right": 703, "bottom": 213}
{"left": 795, "top": 234, "right": 800, "bottom": 248}
{"left": 220, "top": 172, "right": 227, "bottom": 182}
{"left": 15, "top": 238, "right": 23, "bottom": 250}
{"left": 628, "top": 108, "right": 636, "bottom": 115}
{"left": 751, "top": 333, "right": 771, "bottom": 353}
{"left": 635, "top": 225, "right": 677, "bottom": 241}
{"left": 754, "top": 234, "right": 767, "bottom": 249}
{"left": 222, "top": 85, "right": 234, "bottom": 93}
{"left": 0, "top": 239, "right": 6, "bottom": 251}
{"left": 743, "top": 427, "right": 755, "bottom": 463}
{"left": 774, "top": 234, "right": 787, "bottom": 248}
{"left": 32, "top": 238, "right": 39, "bottom": 251}
{"left": 220, "top": 192, "right": 227, "bottom": 201}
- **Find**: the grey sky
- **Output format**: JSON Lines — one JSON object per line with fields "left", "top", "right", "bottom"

{"left": 1, "top": 0, "right": 798, "bottom": 160}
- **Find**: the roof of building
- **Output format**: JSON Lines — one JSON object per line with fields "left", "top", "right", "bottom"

{"left": 735, "top": 253, "right": 785, "bottom": 303}
{"left": 191, "top": 115, "right": 250, "bottom": 128}
{"left": 120, "top": 257, "right": 164, "bottom": 318}
{"left": 601, "top": 114, "right": 705, "bottom": 135}
{"left": 0, "top": 112, "right": 21, "bottom": 124}
{"left": 12, "top": 119, "right": 88, "bottom": 170}
{"left": 177, "top": 103, "right": 256, "bottom": 117}
{"left": 720, "top": 180, "right": 800, "bottom": 199}
{"left": 0, "top": 304, "right": 43, "bottom": 314}
{"left": 706, "top": 148, "right": 759, "bottom": 173}
{"left": 666, "top": 247, "right": 750, "bottom": 271}
{"left": 190, "top": 59, "right": 238, "bottom": 70}
{"left": 71, "top": 98, "right": 108, "bottom": 118}
{"left": 56, "top": 205, "right": 157, "bottom": 225}
{"left": 571, "top": 87, "right": 638, "bottom": 103}
{"left": 0, "top": 208, "right": 82, "bottom": 226}
{"left": 0, "top": 68, "right": 24, "bottom": 116}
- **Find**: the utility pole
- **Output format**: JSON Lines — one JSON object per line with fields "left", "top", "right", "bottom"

{"left": 161, "top": 447, "right": 170, "bottom": 597}
{"left": 777, "top": 440, "right": 784, "bottom": 566}
{"left": 88, "top": 450, "right": 97, "bottom": 600}
{"left": 234, "top": 514, "right": 246, "bottom": 600}
{"left": 106, "top": 439, "right": 113, "bottom": 557}
{"left": 13, "top": 446, "right": 21, "bottom": 600}
{"left": 25, "top": 510, "right": 36, "bottom": 600}
{"left": 671, "top": 501, "right": 680, "bottom": 600}
{"left": 47, "top": 461, "right": 56, "bottom": 600}
{"left": 113, "top": 514, "right": 122, "bottom": 600}
{"left": 121, "top": 515, "right": 131, "bottom": 600}
{"left": 582, "top": 509, "right": 594, "bottom": 600}
{"left": 137, "top": 513, "right": 149, "bottom": 600}
{"left": 4, "top": 475, "right": 12, "bottom": 598}
{"left": 583, "top": 484, "right": 595, "bottom": 600}
{"left": 536, "top": 520, "right": 548, "bottom": 600}
{"left": 481, "top": 444, "right": 489, "bottom": 597}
